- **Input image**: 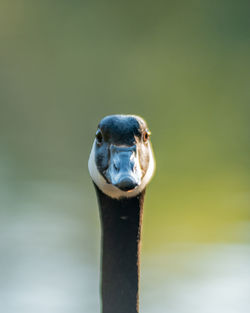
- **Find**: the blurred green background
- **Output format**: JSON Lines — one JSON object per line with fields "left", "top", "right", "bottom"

{"left": 0, "top": 1, "right": 249, "bottom": 312}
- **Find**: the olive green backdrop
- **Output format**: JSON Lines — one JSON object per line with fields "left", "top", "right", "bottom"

{"left": 0, "top": 1, "right": 249, "bottom": 313}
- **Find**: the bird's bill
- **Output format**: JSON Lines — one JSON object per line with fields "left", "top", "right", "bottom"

{"left": 105, "top": 144, "right": 142, "bottom": 191}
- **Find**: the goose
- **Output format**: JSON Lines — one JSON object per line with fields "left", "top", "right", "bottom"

{"left": 88, "top": 114, "right": 155, "bottom": 313}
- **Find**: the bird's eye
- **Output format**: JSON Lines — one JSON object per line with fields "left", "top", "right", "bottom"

{"left": 96, "top": 130, "right": 103, "bottom": 144}
{"left": 143, "top": 129, "right": 151, "bottom": 142}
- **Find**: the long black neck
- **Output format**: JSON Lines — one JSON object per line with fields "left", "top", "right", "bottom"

{"left": 94, "top": 184, "right": 145, "bottom": 313}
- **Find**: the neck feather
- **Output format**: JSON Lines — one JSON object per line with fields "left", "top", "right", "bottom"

{"left": 94, "top": 184, "right": 145, "bottom": 313}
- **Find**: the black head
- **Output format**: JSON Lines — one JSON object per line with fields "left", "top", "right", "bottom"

{"left": 88, "top": 115, "right": 155, "bottom": 199}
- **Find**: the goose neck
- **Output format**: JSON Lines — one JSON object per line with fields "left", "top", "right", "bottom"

{"left": 95, "top": 184, "right": 145, "bottom": 313}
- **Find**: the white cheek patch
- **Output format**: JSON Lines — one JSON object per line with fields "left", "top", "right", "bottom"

{"left": 88, "top": 140, "right": 155, "bottom": 199}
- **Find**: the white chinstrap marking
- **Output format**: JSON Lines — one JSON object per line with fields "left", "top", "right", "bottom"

{"left": 88, "top": 140, "right": 155, "bottom": 199}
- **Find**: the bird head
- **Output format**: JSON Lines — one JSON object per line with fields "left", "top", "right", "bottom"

{"left": 88, "top": 115, "right": 155, "bottom": 199}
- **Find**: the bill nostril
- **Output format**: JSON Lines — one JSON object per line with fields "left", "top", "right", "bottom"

{"left": 113, "top": 162, "right": 119, "bottom": 171}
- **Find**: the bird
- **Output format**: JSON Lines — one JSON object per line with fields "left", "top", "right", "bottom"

{"left": 88, "top": 114, "right": 155, "bottom": 313}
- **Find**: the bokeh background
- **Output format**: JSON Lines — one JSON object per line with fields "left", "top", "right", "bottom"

{"left": 0, "top": 1, "right": 249, "bottom": 312}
